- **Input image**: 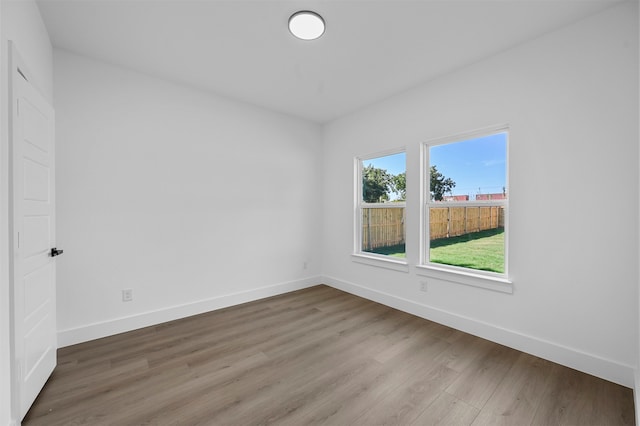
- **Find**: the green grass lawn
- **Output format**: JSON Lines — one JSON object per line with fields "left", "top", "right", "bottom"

{"left": 365, "top": 244, "right": 406, "bottom": 258}
{"left": 364, "top": 228, "right": 504, "bottom": 272}
{"left": 430, "top": 228, "right": 504, "bottom": 273}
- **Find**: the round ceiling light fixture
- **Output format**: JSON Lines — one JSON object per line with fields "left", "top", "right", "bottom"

{"left": 288, "top": 11, "right": 325, "bottom": 40}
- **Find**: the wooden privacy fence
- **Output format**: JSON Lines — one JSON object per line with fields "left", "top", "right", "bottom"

{"left": 362, "top": 207, "right": 405, "bottom": 250}
{"left": 362, "top": 205, "right": 505, "bottom": 249}
{"left": 430, "top": 206, "right": 504, "bottom": 240}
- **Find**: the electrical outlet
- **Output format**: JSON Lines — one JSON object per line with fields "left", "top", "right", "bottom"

{"left": 122, "top": 289, "right": 133, "bottom": 302}
{"left": 419, "top": 281, "right": 428, "bottom": 292}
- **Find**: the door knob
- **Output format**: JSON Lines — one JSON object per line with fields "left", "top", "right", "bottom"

{"left": 50, "top": 247, "right": 64, "bottom": 257}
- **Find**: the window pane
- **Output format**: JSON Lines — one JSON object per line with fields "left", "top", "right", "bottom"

{"left": 362, "top": 207, "right": 406, "bottom": 258}
{"left": 358, "top": 151, "right": 406, "bottom": 259}
{"left": 429, "top": 206, "right": 504, "bottom": 273}
{"left": 362, "top": 152, "right": 406, "bottom": 203}
{"left": 427, "top": 132, "right": 507, "bottom": 274}
{"left": 429, "top": 133, "right": 506, "bottom": 202}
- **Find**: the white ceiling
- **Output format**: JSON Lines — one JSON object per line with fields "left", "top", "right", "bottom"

{"left": 37, "top": 0, "right": 622, "bottom": 123}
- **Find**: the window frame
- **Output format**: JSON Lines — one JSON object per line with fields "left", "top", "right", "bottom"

{"left": 353, "top": 147, "right": 409, "bottom": 272}
{"left": 419, "top": 126, "right": 512, "bottom": 291}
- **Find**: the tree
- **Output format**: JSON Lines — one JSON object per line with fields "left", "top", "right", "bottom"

{"left": 430, "top": 165, "right": 456, "bottom": 201}
{"left": 392, "top": 172, "right": 406, "bottom": 201}
{"left": 362, "top": 165, "right": 392, "bottom": 202}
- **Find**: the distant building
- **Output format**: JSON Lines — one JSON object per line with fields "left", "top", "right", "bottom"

{"left": 476, "top": 193, "right": 507, "bottom": 200}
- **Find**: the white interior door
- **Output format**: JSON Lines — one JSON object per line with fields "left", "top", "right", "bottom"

{"left": 9, "top": 43, "right": 58, "bottom": 421}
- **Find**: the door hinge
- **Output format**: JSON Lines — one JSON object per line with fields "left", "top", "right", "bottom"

{"left": 17, "top": 232, "right": 20, "bottom": 249}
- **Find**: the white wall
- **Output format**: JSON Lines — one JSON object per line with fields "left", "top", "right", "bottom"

{"left": 0, "top": 1, "right": 52, "bottom": 424}
{"left": 54, "top": 50, "right": 323, "bottom": 346}
{"left": 322, "top": 2, "right": 638, "bottom": 387}
{"left": 0, "top": 0, "right": 52, "bottom": 98}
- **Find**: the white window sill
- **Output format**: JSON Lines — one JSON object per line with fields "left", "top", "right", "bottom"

{"left": 416, "top": 264, "right": 513, "bottom": 294}
{"left": 351, "top": 253, "right": 410, "bottom": 273}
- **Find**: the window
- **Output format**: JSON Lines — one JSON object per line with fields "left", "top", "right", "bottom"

{"left": 422, "top": 128, "right": 508, "bottom": 280}
{"left": 354, "top": 150, "right": 406, "bottom": 263}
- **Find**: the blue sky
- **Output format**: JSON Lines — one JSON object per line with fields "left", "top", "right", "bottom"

{"left": 430, "top": 132, "right": 507, "bottom": 197}
{"left": 363, "top": 152, "right": 406, "bottom": 176}
{"left": 363, "top": 132, "right": 507, "bottom": 198}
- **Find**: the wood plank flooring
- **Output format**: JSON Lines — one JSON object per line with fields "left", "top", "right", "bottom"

{"left": 23, "top": 285, "right": 634, "bottom": 425}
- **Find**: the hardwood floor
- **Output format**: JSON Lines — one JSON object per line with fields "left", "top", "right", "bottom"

{"left": 23, "top": 285, "right": 634, "bottom": 425}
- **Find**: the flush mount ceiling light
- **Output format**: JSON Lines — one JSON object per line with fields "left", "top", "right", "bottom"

{"left": 288, "top": 11, "right": 325, "bottom": 40}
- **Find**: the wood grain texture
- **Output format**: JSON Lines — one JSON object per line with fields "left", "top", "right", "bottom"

{"left": 23, "top": 285, "right": 634, "bottom": 425}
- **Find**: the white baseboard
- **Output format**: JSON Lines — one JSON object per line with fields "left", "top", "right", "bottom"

{"left": 57, "top": 276, "right": 322, "bottom": 347}
{"left": 323, "top": 275, "right": 635, "bottom": 388}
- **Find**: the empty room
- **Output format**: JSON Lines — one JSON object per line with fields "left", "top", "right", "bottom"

{"left": 1, "top": 0, "right": 639, "bottom": 424}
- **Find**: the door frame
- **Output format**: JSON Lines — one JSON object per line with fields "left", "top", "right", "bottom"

{"left": 0, "top": 38, "right": 15, "bottom": 426}
{"left": 8, "top": 39, "right": 29, "bottom": 426}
